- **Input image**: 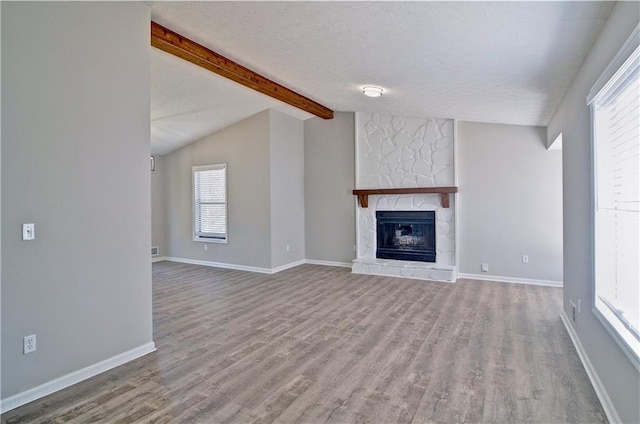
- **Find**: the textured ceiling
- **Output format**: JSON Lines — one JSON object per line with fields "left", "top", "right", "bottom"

{"left": 151, "top": 49, "right": 311, "bottom": 155}
{"left": 150, "top": 1, "right": 613, "bottom": 154}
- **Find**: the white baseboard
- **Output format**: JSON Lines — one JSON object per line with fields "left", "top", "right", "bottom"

{"left": 164, "top": 257, "right": 360, "bottom": 274}
{"left": 165, "top": 257, "right": 309, "bottom": 275}
{"left": 271, "top": 259, "right": 307, "bottom": 273}
{"left": 560, "top": 312, "right": 621, "bottom": 424}
{"left": 305, "top": 259, "right": 353, "bottom": 268}
{"left": 165, "top": 257, "right": 273, "bottom": 274}
{"left": 0, "top": 341, "right": 156, "bottom": 414}
{"left": 458, "top": 272, "right": 563, "bottom": 287}
{"left": 151, "top": 256, "right": 168, "bottom": 263}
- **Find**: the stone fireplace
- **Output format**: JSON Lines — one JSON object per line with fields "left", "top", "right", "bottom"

{"left": 352, "top": 113, "right": 458, "bottom": 282}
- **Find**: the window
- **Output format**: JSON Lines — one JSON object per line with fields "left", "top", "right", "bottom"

{"left": 193, "top": 164, "right": 227, "bottom": 242}
{"left": 589, "top": 27, "right": 639, "bottom": 363}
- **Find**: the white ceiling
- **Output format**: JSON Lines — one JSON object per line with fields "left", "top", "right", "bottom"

{"left": 150, "top": 1, "right": 613, "bottom": 155}
{"left": 151, "top": 49, "right": 312, "bottom": 155}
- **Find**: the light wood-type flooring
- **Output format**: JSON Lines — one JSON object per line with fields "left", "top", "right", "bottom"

{"left": 2, "top": 262, "right": 606, "bottom": 423}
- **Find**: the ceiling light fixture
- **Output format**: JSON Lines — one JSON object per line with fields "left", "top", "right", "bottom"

{"left": 363, "top": 86, "right": 384, "bottom": 98}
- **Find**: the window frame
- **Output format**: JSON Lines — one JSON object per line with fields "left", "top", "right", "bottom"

{"left": 588, "top": 24, "right": 640, "bottom": 370}
{"left": 193, "top": 163, "right": 228, "bottom": 244}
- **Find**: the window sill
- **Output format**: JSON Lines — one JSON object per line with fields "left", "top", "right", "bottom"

{"left": 193, "top": 237, "right": 227, "bottom": 244}
{"left": 593, "top": 306, "right": 640, "bottom": 372}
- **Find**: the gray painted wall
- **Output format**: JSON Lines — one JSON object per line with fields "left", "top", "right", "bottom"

{"left": 1, "top": 2, "right": 153, "bottom": 399}
{"left": 151, "top": 155, "right": 167, "bottom": 257}
{"left": 164, "top": 110, "right": 272, "bottom": 269}
{"left": 0, "top": 2, "right": 4, "bottom": 390}
{"left": 457, "top": 122, "right": 563, "bottom": 282}
{"left": 269, "top": 110, "right": 305, "bottom": 268}
{"left": 304, "top": 112, "right": 356, "bottom": 264}
{"left": 547, "top": 2, "right": 640, "bottom": 422}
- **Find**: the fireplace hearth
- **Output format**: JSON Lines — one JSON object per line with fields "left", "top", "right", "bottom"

{"left": 376, "top": 211, "right": 436, "bottom": 262}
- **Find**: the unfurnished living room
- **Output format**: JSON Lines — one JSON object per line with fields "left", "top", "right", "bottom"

{"left": 1, "top": 1, "right": 639, "bottom": 423}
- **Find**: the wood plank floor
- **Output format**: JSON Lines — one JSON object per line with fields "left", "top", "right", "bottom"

{"left": 2, "top": 262, "right": 606, "bottom": 423}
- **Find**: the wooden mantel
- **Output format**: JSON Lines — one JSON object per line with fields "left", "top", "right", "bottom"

{"left": 352, "top": 187, "right": 458, "bottom": 208}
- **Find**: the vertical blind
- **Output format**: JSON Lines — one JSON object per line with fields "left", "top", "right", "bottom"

{"left": 592, "top": 43, "right": 640, "bottom": 353}
{"left": 194, "top": 164, "right": 227, "bottom": 239}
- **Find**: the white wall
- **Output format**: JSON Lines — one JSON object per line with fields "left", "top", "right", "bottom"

{"left": 1, "top": 1, "right": 153, "bottom": 401}
{"left": 457, "top": 122, "right": 563, "bottom": 283}
{"left": 269, "top": 110, "right": 305, "bottom": 268}
{"left": 547, "top": 2, "right": 640, "bottom": 422}
{"left": 164, "top": 110, "right": 272, "bottom": 269}
{"left": 304, "top": 113, "right": 356, "bottom": 265}
{"left": 1, "top": 1, "right": 4, "bottom": 391}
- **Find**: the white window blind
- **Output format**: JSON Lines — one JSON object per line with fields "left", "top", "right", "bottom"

{"left": 193, "top": 164, "right": 227, "bottom": 241}
{"left": 591, "top": 40, "right": 640, "bottom": 361}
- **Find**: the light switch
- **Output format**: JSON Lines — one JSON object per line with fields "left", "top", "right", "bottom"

{"left": 22, "top": 223, "right": 35, "bottom": 241}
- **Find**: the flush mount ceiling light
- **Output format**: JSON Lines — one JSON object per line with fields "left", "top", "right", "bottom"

{"left": 363, "top": 86, "right": 384, "bottom": 98}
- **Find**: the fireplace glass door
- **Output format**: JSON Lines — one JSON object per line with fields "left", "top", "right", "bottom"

{"left": 376, "top": 211, "right": 436, "bottom": 262}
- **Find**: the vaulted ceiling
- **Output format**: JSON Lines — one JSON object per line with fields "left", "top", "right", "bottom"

{"left": 150, "top": 1, "right": 613, "bottom": 154}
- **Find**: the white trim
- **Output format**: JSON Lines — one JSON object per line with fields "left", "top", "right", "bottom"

{"left": 193, "top": 237, "right": 228, "bottom": 244}
{"left": 305, "top": 259, "right": 353, "bottom": 268}
{"left": 592, "top": 307, "right": 640, "bottom": 372}
{"left": 165, "top": 257, "right": 273, "bottom": 274}
{"left": 560, "top": 312, "right": 622, "bottom": 424}
{"left": 271, "top": 259, "right": 306, "bottom": 274}
{"left": 193, "top": 163, "right": 228, "bottom": 243}
{"left": 589, "top": 23, "right": 640, "bottom": 370}
{"left": 587, "top": 23, "right": 639, "bottom": 105}
{"left": 164, "top": 257, "right": 307, "bottom": 275}
{"left": 458, "top": 273, "right": 563, "bottom": 287}
{"left": 0, "top": 342, "right": 156, "bottom": 414}
{"left": 151, "top": 256, "right": 168, "bottom": 263}
{"left": 164, "top": 257, "right": 358, "bottom": 273}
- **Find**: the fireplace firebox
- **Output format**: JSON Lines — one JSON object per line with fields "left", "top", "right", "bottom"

{"left": 376, "top": 211, "right": 436, "bottom": 262}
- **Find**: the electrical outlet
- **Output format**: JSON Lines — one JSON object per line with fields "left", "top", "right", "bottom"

{"left": 24, "top": 334, "right": 36, "bottom": 354}
{"left": 286, "top": 244, "right": 290, "bottom": 252}
{"left": 578, "top": 299, "right": 582, "bottom": 314}
{"left": 22, "top": 223, "right": 35, "bottom": 241}
{"left": 522, "top": 255, "right": 529, "bottom": 264}
{"left": 204, "top": 244, "right": 208, "bottom": 251}
{"left": 481, "top": 263, "right": 489, "bottom": 272}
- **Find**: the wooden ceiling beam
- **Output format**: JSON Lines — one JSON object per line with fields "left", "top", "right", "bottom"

{"left": 151, "top": 21, "right": 334, "bottom": 120}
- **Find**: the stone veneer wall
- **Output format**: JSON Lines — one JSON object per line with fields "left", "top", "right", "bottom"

{"left": 355, "top": 112, "right": 456, "bottom": 268}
